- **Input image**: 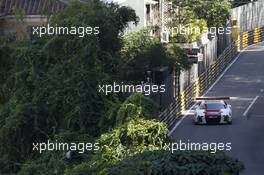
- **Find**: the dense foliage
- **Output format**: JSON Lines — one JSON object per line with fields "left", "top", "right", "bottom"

{"left": 119, "top": 29, "right": 189, "bottom": 81}
{"left": 0, "top": 0, "right": 138, "bottom": 173}
{"left": 0, "top": 44, "right": 10, "bottom": 104}
{"left": 190, "top": 0, "right": 231, "bottom": 28}
{"left": 110, "top": 150, "right": 245, "bottom": 175}
{"left": 116, "top": 93, "right": 159, "bottom": 125}
{"left": 170, "top": 0, "right": 231, "bottom": 42}
{"left": 170, "top": 18, "right": 207, "bottom": 43}
{"left": 18, "top": 152, "right": 68, "bottom": 175}
{"left": 17, "top": 93, "right": 164, "bottom": 175}
{"left": 65, "top": 118, "right": 169, "bottom": 175}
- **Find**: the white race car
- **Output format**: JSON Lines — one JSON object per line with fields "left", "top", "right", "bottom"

{"left": 193, "top": 97, "right": 232, "bottom": 125}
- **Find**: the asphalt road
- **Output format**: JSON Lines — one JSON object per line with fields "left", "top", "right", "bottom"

{"left": 171, "top": 42, "right": 264, "bottom": 175}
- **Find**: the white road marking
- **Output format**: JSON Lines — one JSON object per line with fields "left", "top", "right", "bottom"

{"left": 229, "top": 97, "right": 255, "bottom": 101}
{"left": 168, "top": 46, "right": 249, "bottom": 136}
{"left": 242, "top": 96, "right": 259, "bottom": 117}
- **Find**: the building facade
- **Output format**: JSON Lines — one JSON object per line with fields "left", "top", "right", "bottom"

{"left": 104, "top": 0, "right": 169, "bottom": 36}
{"left": 0, "top": 0, "right": 66, "bottom": 40}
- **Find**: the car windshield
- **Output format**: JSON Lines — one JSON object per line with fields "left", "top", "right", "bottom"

{"left": 205, "top": 102, "right": 225, "bottom": 110}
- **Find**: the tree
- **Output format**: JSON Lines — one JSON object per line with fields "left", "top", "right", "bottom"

{"left": 110, "top": 150, "right": 245, "bottom": 175}
{"left": 63, "top": 94, "right": 166, "bottom": 174}
{"left": 170, "top": 0, "right": 231, "bottom": 36}
{"left": 18, "top": 152, "right": 67, "bottom": 175}
{"left": 118, "top": 29, "right": 169, "bottom": 81}
{"left": 170, "top": 18, "right": 208, "bottom": 43}
{"left": 0, "top": 0, "right": 138, "bottom": 173}
{"left": 191, "top": 0, "right": 231, "bottom": 28}
{"left": 119, "top": 29, "right": 189, "bottom": 81}
{"left": 0, "top": 44, "right": 11, "bottom": 104}
{"left": 116, "top": 93, "right": 159, "bottom": 126}
{"left": 64, "top": 118, "right": 169, "bottom": 175}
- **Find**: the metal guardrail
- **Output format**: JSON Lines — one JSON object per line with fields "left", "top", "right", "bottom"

{"left": 159, "top": 26, "right": 264, "bottom": 129}
{"left": 241, "top": 26, "right": 264, "bottom": 50}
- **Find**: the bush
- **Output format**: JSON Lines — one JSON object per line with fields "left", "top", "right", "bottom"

{"left": 116, "top": 93, "right": 159, "bottom": 125}
{"left": 0, "top": 1, "right": 137, "bottom": 173}
{"left": 65, "top": 118, "right": 169, "bottom": 175}
{"left": 170, "top": 19, "right": 207, "bottom": 43}
{"left": 171, "top": 0, "right": 231, "bottom": 28}
{"left": 110, "top": 150, "right": 245, "bottom": 175}
{"left": 0, "top": 44, "right": 11, "bottom": 105}
{"left": 18, "top": 152, "right": 67, "bottom": 175}
{"left": 118, "top": 30, "right": 188, "bottom": 82}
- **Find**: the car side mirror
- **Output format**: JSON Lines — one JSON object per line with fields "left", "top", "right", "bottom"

{"left": 228, "top": 104, "right": 231, "bottom": 109}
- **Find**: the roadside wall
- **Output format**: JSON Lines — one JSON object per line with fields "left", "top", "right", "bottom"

{"left": 179, "top": 33, "right": 230, "bottom": 94}
{"left": 232, "top": 0, "right": 264, "bottom": 32}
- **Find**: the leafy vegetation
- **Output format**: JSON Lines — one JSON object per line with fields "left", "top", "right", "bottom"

{"left": 110, "top": 150, "right": 245, "bottom": 175}
{"left": 190, "top": 0, "right": 231, "bottom": 28}
{"left": 170, "top": 0, "right": 231, "bottom": 42}
{"left": 0, "top": 0, "right": 137, "bottom": 173}
{"left": 18, "top": 152, "right": 68, "bottom": 175}
{"left": 119, "top": 29, "right": 190, "bottom": 80}
{"left": 65, "top": 118, "right": 169, "bottom": 175}
{"left": 170, "top": 18, "right": 207, "bottom": 43}
{"left": 116, "top": 93, "right": 159, "bottom": 125}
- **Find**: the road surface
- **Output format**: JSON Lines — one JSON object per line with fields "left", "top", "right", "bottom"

{"left": 171, "top": 42, "right": 264, "bottom": 175}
